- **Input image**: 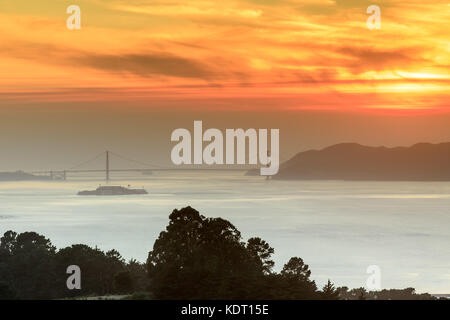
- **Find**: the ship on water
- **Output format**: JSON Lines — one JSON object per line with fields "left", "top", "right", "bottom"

{"left": 77, "top": 185, "right": 148, "bottom": 196}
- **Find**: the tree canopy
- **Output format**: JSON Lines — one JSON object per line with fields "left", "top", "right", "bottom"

{"left": 146, "top": 206, "right": 318, "bottom": 299}
{"left": 0, "top": 206, "right": 437, "bottom": 300}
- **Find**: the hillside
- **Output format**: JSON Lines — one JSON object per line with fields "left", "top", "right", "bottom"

{"left": 271, "top": 142, "right": 450, "bottom": 181}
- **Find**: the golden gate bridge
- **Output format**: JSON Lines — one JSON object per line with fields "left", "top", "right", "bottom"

{"left": 29, "top": 150, "right": 252, "bottom": 181}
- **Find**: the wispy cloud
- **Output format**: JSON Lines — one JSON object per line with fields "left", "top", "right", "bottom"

{"left": 76, "top": 53, "right": 212, "bottom": 79}
{"left": 0, "top": 0, "right": 448, "bottom": 112}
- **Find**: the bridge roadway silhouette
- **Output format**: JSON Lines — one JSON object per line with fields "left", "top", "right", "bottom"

{"left": 29, "top": 150, "right": 254, "bottom": 181}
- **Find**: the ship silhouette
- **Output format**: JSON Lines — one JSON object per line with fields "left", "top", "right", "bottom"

{"left": 77, "top": 185, "right": 148, "bottom": 196}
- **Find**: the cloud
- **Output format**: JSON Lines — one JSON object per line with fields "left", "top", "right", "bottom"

{"left": 0, "top": 40, "right": 213, "bottom": 80}
{"left": 0, "top": 0, "right": 448, "bottom": 112}
{"left": 338, "top": 46, "right": 428, "bottom": 72}
{"left": 75, "top": 53, "right": 212, "bottom": 79}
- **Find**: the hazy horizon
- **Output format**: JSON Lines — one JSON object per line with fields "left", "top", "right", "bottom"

{"left": 2, "top": 107, "right": 450, "bottom": 171}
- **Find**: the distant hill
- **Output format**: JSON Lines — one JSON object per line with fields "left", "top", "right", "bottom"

{"left": 0, "top": 170, "right": 52, "bottom": 181}
{"left": 260, "top": 142, "right": 450, "bottom": 181}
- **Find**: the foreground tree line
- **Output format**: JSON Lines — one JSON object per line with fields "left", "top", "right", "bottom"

{"left": 0, "top": 206, "right": 439, "bottom": 300}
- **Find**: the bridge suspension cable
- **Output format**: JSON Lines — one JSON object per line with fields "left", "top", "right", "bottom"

{"left": 108, "top": 150, "right": 168, "bottom": 169}
{"left": 66, "top": 150, "right": 169, "bottom": 172}
{"left": 67, "top": 151, "right": 107, "bottom": 170}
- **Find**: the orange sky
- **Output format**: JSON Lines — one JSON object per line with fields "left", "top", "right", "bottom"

{"left": 0, "top": 1, "right": 450, "bottom": 170}
{"left": 0, "top": 0, "right": 449, "bottom": 113}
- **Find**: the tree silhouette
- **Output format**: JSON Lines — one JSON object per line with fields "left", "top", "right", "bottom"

{"left": 56, "top": 244, "right": 126, "bottom": 297}
{"left": 146, "top": 206, "right": 320, "bottom": 299}
{"left": 321, "top": 279, "right": 340, "bottom": 300}
{"left": 0, "top": 207, "right": 439, "bottom": 300}
{"left": 147, "top": 206, "right": 262, "bottom": 299}
{"left": 273, "top": 257, "right": 318, "bottom": 299}
{"left": 281, "top": 257, "right": 312, "bottom": 281}
{"left": 0, "top": 231, "right": 57, "bottom": 299}
{"left": 114, "top": 271, "right": 134, "bottom": 294}
{"left": 246, "top": 237, "right": 275, "bottom": 274}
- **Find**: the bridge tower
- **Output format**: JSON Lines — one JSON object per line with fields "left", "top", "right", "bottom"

{"left": 106, "top": 150, "right": 110, "bottom": 183}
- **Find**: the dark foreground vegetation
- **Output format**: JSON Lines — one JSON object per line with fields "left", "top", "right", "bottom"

{"left": 0, "top": 206, "right": 440, "bottom": 300}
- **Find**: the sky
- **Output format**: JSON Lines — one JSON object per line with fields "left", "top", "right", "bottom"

{"left": 0, "top": 0, "right": 449, "bottom": 170}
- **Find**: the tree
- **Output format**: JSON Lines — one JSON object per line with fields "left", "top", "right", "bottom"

{"left": 147, "top": 206, "right": 273, "bottom": 299}
{"left": 0, "top": 230, "right": 144, "bottom": 299}
{"left": 281, "top": 257, "right": 312, "bottom": 281}
{"left": 246, "top": 237, "right": 275, "bottom": 274}
{"left": 321, "top": 279, "right": 340, "bottom": 300}
{"left": 338, "top": 287, "right": 437, "bottom": 300}
{"left": 0, "top": 231, "right": 57, "bottom": 299}
{"left": 55, "top": 244, "right": 126, "bottom": 297}
{"left": 275, "top": 257, "right": 318, "bottom": 299}
{"left": 114, "top": 271, "right": 134, "bottom": 293}
{"left": 146, "top": 206, "right": 322, "bottom": 300}
{"left": 337, "top": 286, "right": 349, "bottom": 300}
{"left": 124, "top": 259, "right": 149, "bottom": 292}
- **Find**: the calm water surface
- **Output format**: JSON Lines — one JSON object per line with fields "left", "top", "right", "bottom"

{"left": 1, "top": 172, "right": 449, "bottom": 293}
